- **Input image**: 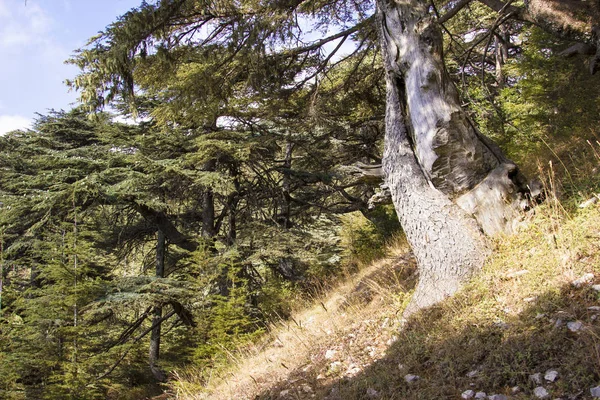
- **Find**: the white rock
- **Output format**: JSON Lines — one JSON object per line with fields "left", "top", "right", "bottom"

{"left": 461, "top": 389, "right": 475, "bottom": 399}
{"left": 467, "top": 370, "right": 479, "bottom": 378}
{"left": 510, "top": 386, "right": 521, "bottom": 394}
{"left": 579, "top": 196, "right": 598, "bottom": 208}
{"left": 279, "top": 389, "right": 290, "bottom": 398}
{"left": 404, "top": 374, "right": 420, "bottom": 383}
{"left": 534, "top": 386, "right": 550, "bottom": 398}
{"left": 366, "top": 388, "right": 379, "bottom": 397}
{"left": 300, "top": 384, "right": 313, "bottom": 393}
{"left": 328, "top": 361, "right": 343, "bottom": 374}
{"left": 544, "top": 370, "right": 559, "bottom": 382}
{"left": 572, "top": 273, "right": 595, "bottom": 288}
{"left": 507, "top": 269, "right": 530, "bottom": 278}
{"left": 325, "top": 349, "right": 337, "bottom": 359}
{"left": 345, "top": 365, "right": 361, "bottom": 377}
{"left": 588, "top": 306, "right": 600, "bottom": 311}
{"left": 474, "top": 392, "right": 487, "bottom": 399}
{"left": 530, "top": 373, "right": 543, "bottom": 385}
{"left": 489, "top": 395, "right": 508, "bottom": 400}
{"left": 567, "top": 321, "right": 583, "bottom": 332}
{"left": 591, "top": 386, "right": 600, "bottom": 397}
{"left": 397, "top": 363, "right": 406, "bottom": 371}
{"left": 592, "top": 284, "right": 600, "bottom": 292}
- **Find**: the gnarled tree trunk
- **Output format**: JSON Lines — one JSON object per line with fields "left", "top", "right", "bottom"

{"left": 377, "top": 0, "right": 530, "bottom": 314}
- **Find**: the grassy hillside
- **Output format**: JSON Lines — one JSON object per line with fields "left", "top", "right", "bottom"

{"left": 169, "top": 160, "right": 600, "bottom": 399}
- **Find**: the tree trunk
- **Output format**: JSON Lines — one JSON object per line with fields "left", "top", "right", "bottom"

{"left": 149, "top": 230, "right": 167, "bottom": 382}
{"left": 377, "top": 0, "right": 529, "bottom": 314}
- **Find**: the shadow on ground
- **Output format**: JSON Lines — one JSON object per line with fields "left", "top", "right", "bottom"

{"left": 252, "top": 281, "right": 600, "bottom": 399}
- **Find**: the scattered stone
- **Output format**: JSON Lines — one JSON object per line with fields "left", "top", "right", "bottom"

{"left": 397, "top": 363, "right": 406, "bottom": 371}
{"left": 592, "top": 284, "right": 600, "bottom": 292}
{"left": 534, "top": 386, "right": 550, "bottom": 398}
{"left": 489, "top": 395, "right": 508, "bottom": 400}
{"left": 567, "top": 321, "right": 583, "bottom": 332}
{"left": 524, "top": 297, "right": 537, "bottom": 303}
{"left": 507, "top": 269, "right": 530, "bottom": 278}
{"left": 461, "top": 389, "right": 475, "bottom": 399}
{"left": 366, "top": 388, "right": 379, "bottom": 397}
{"left": 554, "top": 319, "right": 564, "bottom": 329}
{"left": 591, "top": 386, "right": 600, "bottom": 397}
{"left": 387, "top": 335, "right": 398, "bottom": 346}
{"left": 300, "top": 384, "right": 313, "bottom": 393}
{"left": 572, "top": 273, "right": 595, "bottom": 288}
{"left": 316, "top": 374, "right": 325, "bottom": 380}
{"left": 279, "top": 389, "right": 290, "bottom": 398}
{"left": 579, "top": 196, "right": 598, "bottom": 208}
{"left": 536, "top": 313, "right": 547, "bottom": 320}
{"left": 467, "top": 370, "right": 479, "bottom": 378}
{"left": 325, "top": 349, "right": 337, "bottom": 359}
{"left": 404, "top": 374, "right": 420, "bottom": 383}
{"left": 494, "top": 321, "right": 510, "bottom": 330}
{"left": 545, "top": 370, "right": 559, "bottom": 382}
{"left": 510, "top": 386, "right": 521, "bottom": 394}
{"left": 530, "top": 373, "right": 543, "bottom": 385}
{"left": 328, "top": 361, "right": 343, "bottom": 374}
{"left": 474, "top": 392, "right": 487, "bottom": 399}
{"left": 588, "top": 306, "right": 600, "bottom": 311}
{"left": 345, "top": 365, "right": 361, "bottom": 377}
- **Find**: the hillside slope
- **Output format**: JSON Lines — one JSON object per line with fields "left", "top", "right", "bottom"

{"left": 173, "top": 189, "right": 600, "bottom": 399}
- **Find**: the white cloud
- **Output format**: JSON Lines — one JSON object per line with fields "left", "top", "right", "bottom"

{"left": 0, "top": 115, "right": 31, "bottom": 135}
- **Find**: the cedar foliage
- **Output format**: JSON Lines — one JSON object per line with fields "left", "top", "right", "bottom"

{"left": 1, "top": 0, "right": 599, "bottom": 398}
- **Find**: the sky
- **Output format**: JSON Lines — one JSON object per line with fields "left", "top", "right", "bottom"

{"left": 0, "top": 0, "right": 142, "bottom": 134}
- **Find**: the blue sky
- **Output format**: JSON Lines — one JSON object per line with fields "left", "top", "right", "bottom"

{"left": 0, "top": 0, "right": 142, "bottom": 134}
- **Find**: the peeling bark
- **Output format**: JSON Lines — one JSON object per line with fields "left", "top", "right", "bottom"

{"left": 379, "top": 0, "right": 528, "bottom": 236}
{"left": 377, "top": 0, "right": 533, "bottom": 314}
{"left": 378, "top": 0, "right": 490, "bottom": 316}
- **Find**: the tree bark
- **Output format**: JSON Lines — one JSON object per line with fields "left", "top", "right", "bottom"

{"left": 377, "top": 0, "right": 529, "bottom": 314}
{"left": 149, "top": 230, "right": 167, "bottom": 382}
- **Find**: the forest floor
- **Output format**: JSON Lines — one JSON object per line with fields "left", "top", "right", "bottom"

{"left": 173, "top": 191, "right": 600, "bottom": 399}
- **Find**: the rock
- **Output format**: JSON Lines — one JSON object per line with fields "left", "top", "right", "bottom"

{"left": 467, "top": 370, "right": 479, "bottom": 378}
{"left": 316, "top": 374, "right": 325, "bottom": 380}
{"left": 530, "top": 373, "right": 543, "bottom": 385}
{"left": 328, "top": 361, "right": 343, "bottom": 374}
{"left": 579, "top": 196, "right": 598, "bottom": 208}
{"left": 567, "top": 321, "right": 583, "bottom": 332}
{"left": 510, "top": 386, "right": 521, "bottom": 394}
{"left": 345, "top": 365, "right": 361, "bottom": 377}
{"left": 404, "top": 374, "right": 420, "bottom": 383}
{"left": 591, "top": 386, "right": 600, "bottom": 397}
{"left": 489, "top": 395, "right": 508, "bottom": 400}
{"left": 300, "top": 384, "right": 313, "bottom": 393}
{"left": 461, "top": 389, "right": 475, "bottom": 399}
{"left": 588, "top": 306, "right": 600, "bottom": 311}
{"left": 506, "top": 269, "right": 530, "bottom": 278}
{"left": 534, "top": 386, "right": 550, "bottom": 398}
{"left": 592, "top": 285, "right": 600, "bottom": 292}
{"left": 544, "top": 370, "right": 559, "bottom": 382}
{"left": 398, "top": 363, "right": 406, "bottom": 371}
{"left": 474, "top": 392, "right": 487, "bottom": 399}
{"left": 279, "top": 389, "right": 290, "bottom": 398}
{"left": 325, "top": 349, "right": 337, "bottom": 359}
{"left": 553, "top": 319, "right": 564, "bottom": 328}
{"left": 572, "top": 273, "right": 595, "bottom": 288}
{"left": 366, "top": 388, "right": 379, "bottom": 397}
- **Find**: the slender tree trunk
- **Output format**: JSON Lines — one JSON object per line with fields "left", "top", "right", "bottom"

{"left": 149, "top": 230, "right": 167, "bottom": 382}
{"left": 377, "top": 0, "right": 529, "bottom": 314}
{"left": 281, "top": 141, "right": 295, "bottom": 229}
{"left": 202, "top": 159, "right": 218, "bottom": 239}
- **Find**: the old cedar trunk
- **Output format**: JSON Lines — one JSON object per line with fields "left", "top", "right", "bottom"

{"left": 376, "top": 0, "right": 530, "bottom": 314}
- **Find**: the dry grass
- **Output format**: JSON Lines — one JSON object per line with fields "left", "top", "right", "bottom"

{"left": 171, "top": 147, "right": 600, "bottom": 400}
